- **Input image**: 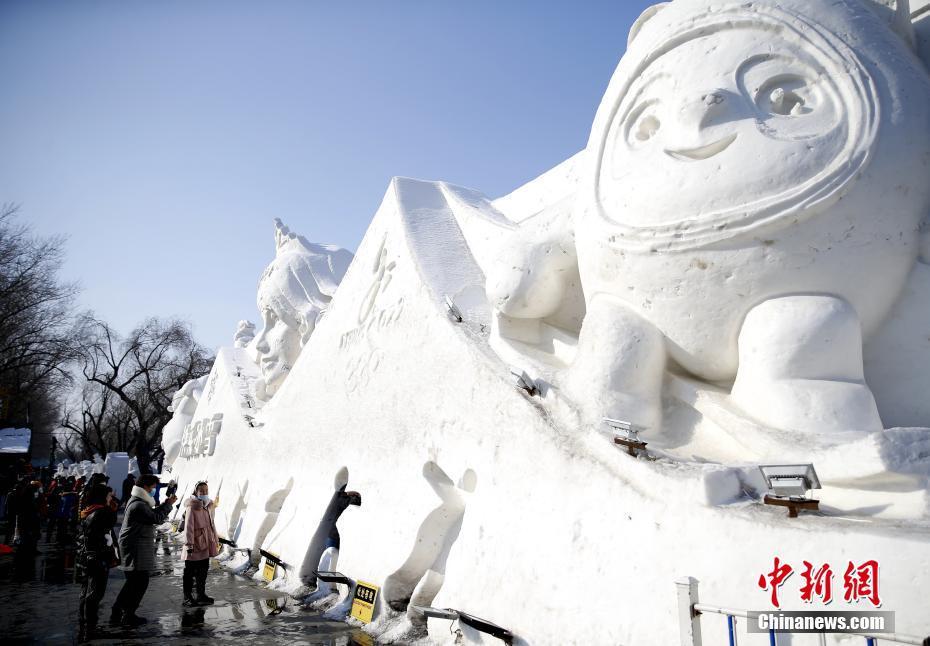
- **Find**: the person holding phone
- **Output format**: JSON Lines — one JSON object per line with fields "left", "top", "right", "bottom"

{"left": 111, "top": 474, "right": 176, "bottom": 627}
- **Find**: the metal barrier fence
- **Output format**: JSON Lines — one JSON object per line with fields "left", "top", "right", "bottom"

{"left": 677, "top": 577, "right": 929, "bottom": 646}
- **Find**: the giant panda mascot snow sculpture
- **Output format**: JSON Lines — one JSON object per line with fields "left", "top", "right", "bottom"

{"left": 487, "top": 0, "right": 930, "bottom": 437}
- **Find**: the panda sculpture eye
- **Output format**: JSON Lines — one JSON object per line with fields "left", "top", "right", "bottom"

{"left": 755, "top": 75, "right": 812, "bottom": 117}
{"left": 636, "top": 114, "right": 661, "bottom": 141}
{"left": 737, "top": 56, "right": 839, "bottom": 140}
{"left": 625, "top": 102, "right": 661, "bottom": 147}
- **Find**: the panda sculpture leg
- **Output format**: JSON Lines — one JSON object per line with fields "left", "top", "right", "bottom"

{"left": 566, "top": 295, "right": 666, "bottom": 432}
{"left": 730, "top": 295, "right": 883, "bottom": 434}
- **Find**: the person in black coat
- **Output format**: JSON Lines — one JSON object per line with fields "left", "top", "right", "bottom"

{"left": 111, "top": 474, "right": 175, "bottom": 627}
{"left": 77, "top": 484, "right": 118, "bottom": 642}
{"left": 15, "top": 480, "right": 44, "bottom": 554}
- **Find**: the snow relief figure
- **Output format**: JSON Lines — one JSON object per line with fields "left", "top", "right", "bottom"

{"left": 253, "top": 219, "right": 353, "bottom": 401}
{"left": 233, "top": 320, "right": 256, "bottom": 349}
{"left": 487, "top": 0, "right": 930, "bottom": 438}
{"left": 161, "top": 375, "right": 208, "bottom": 468}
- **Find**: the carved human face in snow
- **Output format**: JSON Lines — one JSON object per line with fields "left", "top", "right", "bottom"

{"left": 251, "top": 219, "right": 354, "bottom": 400}
{"left": 253, "top": 299, "right": 303, "bottom": 397}
{"left": 591, "top": 3, "right": 880, "bottom": 250}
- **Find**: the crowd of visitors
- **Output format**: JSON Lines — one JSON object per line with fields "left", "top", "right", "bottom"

{"left": 1, "top": 463, "right": 115, "bottom": 551}
{"left": 1, "top": 461, "right": 219, "bottom": 643}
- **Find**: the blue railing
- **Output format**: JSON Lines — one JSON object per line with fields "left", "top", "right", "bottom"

{"left": 693, "top": 605, "right": 776, "bottom": 646}
{"left": 696, "top": 603, "right": 923, "bottom": 645}
{"left": 677, "top": 577, "right": 928, "bottom": 646}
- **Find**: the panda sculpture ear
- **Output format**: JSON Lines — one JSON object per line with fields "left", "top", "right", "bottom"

{"left": 892, "top": 0, "right": 917, "bottom": 51}
{"left": 628, "top": 3, "right": 670, "bottom": 47}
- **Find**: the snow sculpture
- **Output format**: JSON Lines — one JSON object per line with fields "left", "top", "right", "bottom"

{"left": 77, "top": 460, "right": 94, "bottom": 478}
{"left": 103, "top": 452, "right": 130, "bottom": 488}
{"left": 233, "top": 320, "right": 256, "bottom": 348}
{"left": 298, "top": 467, "right": 362, "bottom": 587}
{"left": 178, "top": 412, "right": 223, "bottom": 459}
{"left": 253, "top": 219, "right": 353, "bottom": 400}
{"left": 488, "top": 0, "right": 930, "bottom": 437}
{"left": 161, "top": 375, "right": 208, "bottom": 468}
{"left": 382, "top": 462, "right": 476, "bottom": 627}
{"left": 165, "top": 2, "right": 930, "bottom": 644}
{"left": 247, "top": 478, "right": 294, "bottom": 566}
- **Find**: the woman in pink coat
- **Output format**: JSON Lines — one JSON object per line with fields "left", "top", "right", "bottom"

{"left": 181, "top": 481, "right": 219, "bottom": 606}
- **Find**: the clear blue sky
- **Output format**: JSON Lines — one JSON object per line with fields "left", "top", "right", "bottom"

{"left": 0, "top": 0, "right": 653, "bottom": 350}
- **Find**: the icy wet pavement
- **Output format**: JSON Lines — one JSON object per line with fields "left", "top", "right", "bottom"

{"left": 0, "top": 525, "right": 374, "bottom": 645}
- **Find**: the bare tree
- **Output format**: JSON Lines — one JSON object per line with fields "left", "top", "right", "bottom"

{"left": 58, "top": 432, "right": 85, "bottom": 463}
{"left": 0, "top": 204, "right": 78, "bottom": 459}
{"left": 69, "top": 315, "right": 213, "bottom": 473}
{"left": 61, "top": 381, "right": 134, "bottom": 458}
{"left": 0, "top": 205, "right": 214, "bottom": 469}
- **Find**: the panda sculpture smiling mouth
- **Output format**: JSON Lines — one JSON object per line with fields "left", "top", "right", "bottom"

{"left": 665, "top": 133, "right": 737, "bottom": 161}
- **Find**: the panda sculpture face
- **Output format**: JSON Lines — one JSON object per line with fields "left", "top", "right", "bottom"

{"left": 591, "top": 1, "right": 887, "bottom": 249}
{"left": 600, "top": 23, "right": 863, "bottom": 237}
{"left": 573, "top": 0, "right": 930, "bottom": 379}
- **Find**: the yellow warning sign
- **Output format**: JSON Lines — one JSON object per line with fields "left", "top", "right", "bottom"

{"left": 350, "top": 580, "right": 380, "bottom": 623}
{"left": 262, "top": 553, "right": 279, "bottom": 582}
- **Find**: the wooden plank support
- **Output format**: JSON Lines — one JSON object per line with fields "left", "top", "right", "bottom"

{"left": 614, "top": 436, "right": 648, "bottom": 457}
{"left": 763, "top": 494, "right": 819, "bottom": 518}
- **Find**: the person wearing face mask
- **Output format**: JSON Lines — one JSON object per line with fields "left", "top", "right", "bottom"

{"left": 181, "top": 481, "right": 219, "bottom": 606}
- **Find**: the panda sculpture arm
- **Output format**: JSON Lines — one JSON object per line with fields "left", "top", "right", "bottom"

{"left": 485, "top": 214, "right": 578, "bottom": 322}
